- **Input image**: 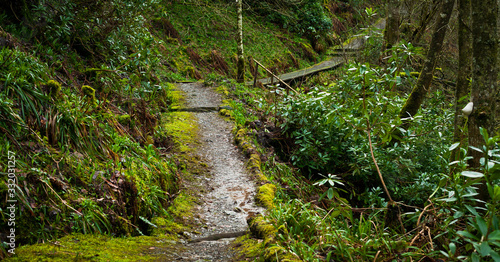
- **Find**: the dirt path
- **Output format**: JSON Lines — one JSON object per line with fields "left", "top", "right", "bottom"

{"left": 175, "top": 82, "right": 264, "bottom": 261}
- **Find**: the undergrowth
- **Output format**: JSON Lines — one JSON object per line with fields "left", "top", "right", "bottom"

{"left": 223, "top": 35, "right": 500, "bottom": 261}
{"left": 0, "top": 0, "right": 342, "bottom": 259}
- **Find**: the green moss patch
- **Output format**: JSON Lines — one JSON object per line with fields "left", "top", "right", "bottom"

{"left": 256, "top": 183, "right": 277, "bottom": 209}
{"left": 6, "top": 234, "right": 183, "bottom": 262}
{"left": 161, "top": 111, "right": 198, "bottom": 153}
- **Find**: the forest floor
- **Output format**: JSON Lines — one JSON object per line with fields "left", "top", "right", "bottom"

{"left": 173, "top": 82, "right": 264, "bottom": 261}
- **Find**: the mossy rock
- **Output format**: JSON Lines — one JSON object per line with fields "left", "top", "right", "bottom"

{"left": 45, "top": 80, "right": 62, "bottom": 97}
{"left": 256, "top": 183, "right": 276, "bottom": 209}
{"left": 82, "top": 85, "right": 97, "bottom": 105}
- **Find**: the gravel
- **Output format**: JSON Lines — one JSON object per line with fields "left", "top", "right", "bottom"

{"left": 175, "top": 82, "right": 264, "bottom": 261}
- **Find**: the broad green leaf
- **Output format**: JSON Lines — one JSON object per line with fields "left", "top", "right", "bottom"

{"left": 461, "top": 171, "right": 484, "bottom": 178}
{"left": 471, "top": 252, "right": 480, "bottom": 262}
{"left": 476, "top": 216, "right": 488, "bottom": 237}
{"left": 491, "top": 250, "right": 500, "bottom": 262}
{"left": 488, "top": 230, "right": 500, "bottom": 241}
{"left": 327, "top": 188, "right": 334, "bottom": 200}
{"left": 449, "top": 242, "right": 456, "bottom": 254}
{"left": 479, "top": 241, "right": 492, "bottom": 257}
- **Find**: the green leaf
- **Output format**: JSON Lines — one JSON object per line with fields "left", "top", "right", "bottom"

{"left": 488, "top": 230, "right": 500, "bottom": 241}
{"left": 449, "top": 142, "right": 460, "bottom": 151}
{"left": 457, "top": 230, "right": 479, "bottom": 240}
{"left": 476, "top": 216, "right": 488, "bottom": 237}
{"left": 471, "top": 252, "right": 480, "bottom": 262}
{"left": 327, "top": 188, "right": 334, "bottom": 200}
{"left": 491, "top": 251, "right": 500, "bottom": 262}
{"left": 461, "top": 171, "right": 484, "bottom": 178}
{"left": 449, "top": 242, "right": 456, "bottom": 254}
{"left": 465, "top": 205, "right": 480, "bottom": 217}
{"left": 470, "top": 146, "right": 484, "bottom": 153}
{"left": 480, "top": 127, "right": 489, "bottom": 144}
{"left": 479, "top": 241, "right": 492, "bottom": 257}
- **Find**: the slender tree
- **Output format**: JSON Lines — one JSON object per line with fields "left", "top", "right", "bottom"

{"left": 384, "top": 0, "right": 400, "bottom": 50}
{"left": 236, "top": 0, "right": 245, "bottom": 83}
{"left": 450, "top": 0, "right": 472, "bottom": 161}
{"left": 468, "top": 0, "right": 498, "bottom": 201}
{"left": 390, "top": 0, "right": 455, "bottom": 143}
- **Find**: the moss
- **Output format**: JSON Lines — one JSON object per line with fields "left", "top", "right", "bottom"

{"left": 82, "top": 85, "right": 96, "bottom": 105}
{"left": 167, "top": 193, "right": 193, "bottom": 220}
{"left": 46, "top": 80, "right": 61, "bottom": 97}
{"left": 399, "top": 72, "right": 420, "bottom": 77}
{"left": 162, "top": 112, "right": 198, "bottom": 152}
{"left": 264, "top": 246, "right": 301, "bottom": 262}
{"left": 248, "top": 215, "right": 277, "bottom": 240}
{"left": 6, "top": 233, "right": 183, "bottom": 262}
{"left": 233, "top": 235, "right": 263, "bottom": 261}
{"left": 117, "top": 114, "right": 131, "bottom": 125}
{"left": 219, "top": 108, "right": 231, "bottom": 117}
{"left": 216, "top": 85, "right": 230, "bottom": 96}
{"left": 150, "top": 216, "right": 185, "bottom": 237}
{"left": 234, "top": 128, "right": 268, "bottom": 182}
{"left": 242, "top": 215, "right": 301, "bottom": 262}
{"left": 256, "top": 183, "right": 276, "bottom": 209}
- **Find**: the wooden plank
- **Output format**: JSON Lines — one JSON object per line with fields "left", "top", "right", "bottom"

{"left": 251, "top": 57, "right": 344, "bottom": 86}
{"left": 248, "top": 18, "right": 386, "bottom": 87}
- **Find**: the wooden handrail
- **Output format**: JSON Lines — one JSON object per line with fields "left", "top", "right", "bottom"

{"left": 253, "top": 59, "right": 299, "bottom": 95}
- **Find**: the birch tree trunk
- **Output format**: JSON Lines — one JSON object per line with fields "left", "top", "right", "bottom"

{"left": 451, "top": 0, "right": 472, "bottom": 161}
{"left": 236, "top": 0, "right": 245, "bottom": 83}
{"left": 390, "top": 0, "right": 455, "bottom": 143}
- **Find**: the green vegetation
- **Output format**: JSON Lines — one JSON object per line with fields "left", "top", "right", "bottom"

{"left": 223, "top": 10, "right": 499, "bottom": 260}
{"left": 2, "top": 0, "right": 498, "bottom": 261}
{"left": 0, "top": 0, "right": 343, "bottom": 259}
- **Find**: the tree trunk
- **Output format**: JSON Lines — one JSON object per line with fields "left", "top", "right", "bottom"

{"left": 451, "top": 0, "right": 472, "bottom": 161}
{"left": 384, "top": 0, "right": 400, "bottom": 50}
{"left": 410, "top": 1, "right": 440, "bottom": 44}
{"left": 468, "top": 0, "right": 498, "bottom": 201}
{"left": 390, "top": 0, "right": 455, "bottom": 143}
{"left": 236, "top": 0, "right": 245, "bottom": 83}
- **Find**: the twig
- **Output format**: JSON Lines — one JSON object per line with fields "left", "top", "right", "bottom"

{"left": 41, "top": 179, "right": 83, "bottom": 216}
{"left": 426, "top": 226, "right": 434, "bottom": 250}
{"left": 366, "top": 119, "right": 393, "bottom": 203}
{"left": 373, "top": 250, "right": 381, "bottom": 262}
{"left": 416, "top": 203, "right": 433, "bottom": 226}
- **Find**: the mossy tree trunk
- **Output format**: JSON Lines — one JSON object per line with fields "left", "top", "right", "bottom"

{"left": 390, "top": 0, "right": 455, "bottom": 143}
{"left": 236, "top": 0, "right": 245, "bottom": 83}
{"left": 468, "top": 0, "right": 498, "bottom": 201}
{"left": 451, "top": 0, "right": 472, "bottom": 161}
{"left": 384, "top": 0, "right": 400, "bottom": 50}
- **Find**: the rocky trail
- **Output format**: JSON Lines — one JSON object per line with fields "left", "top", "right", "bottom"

{"left": 173, "top": 82, "right": 264, "bottom": 261}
